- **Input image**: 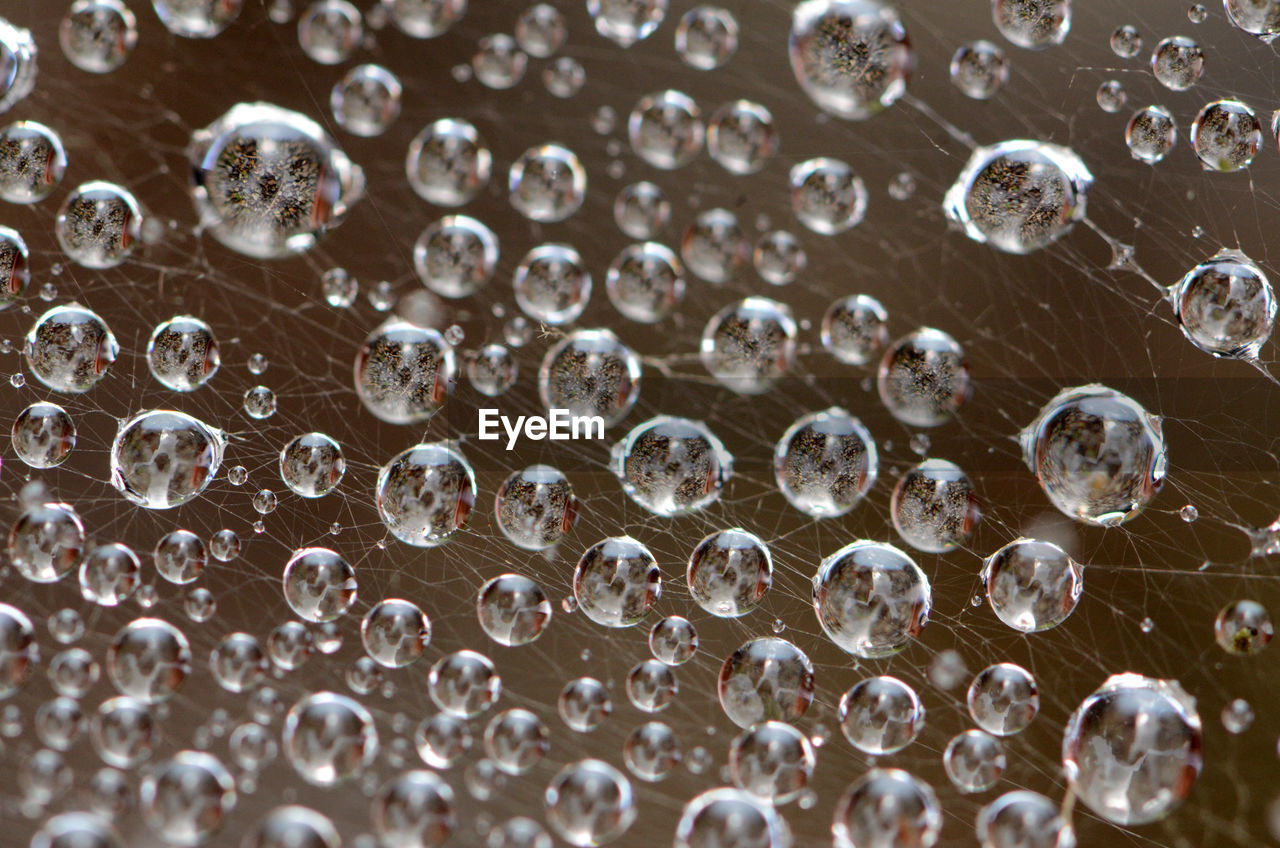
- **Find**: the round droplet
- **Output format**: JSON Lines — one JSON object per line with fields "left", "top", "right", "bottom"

{"left": 331, "top": 64, "right": 402, "bottom": 137}
{"left": 1191, "top": 98, "right": 1262, "bottom": 172}
{"left": 718, "top": 637, "right": 815, "bottom": 728}
{"left": 106, "top": 618, "right": 191, "bottom": 703}
{"left": 559, "top": 677, "right": 612, "bottom": 733}
{"left": 877, "top": 327, "right": 970, "bottom": 427}
{"left": 414, "top": 215, "right": 499, "bottom": 298}
{"left": 509, "top": 144, "right": 586, "bottom": 223}
{"left": 1225, "top": 0, "right": 1280, "bottom": 40}
{"left": 587, "top": 0, "right": 666, "bottom": 46}
{"left": 676, "top": 787, "right": 791, "bottom": 848}
{"left": 283, "top": 547, "right": 356, "bottom": 623}
{"left": 614, "top": 181, "right": 670, "bottom": 239}
{"left": 977, "top": 790, "right": 1075, "bottom": 848}
{"left": 790, "top": 157, "right": 867, "bottom": 235}
{"left": 1151, "top": 36, "right": 1204, "bottom": 90}
{"left": 210, "top": 632, "right": 267, "bottom": 693}
{"left": 650, "top": 616, "right": 697, "bottom": 666}
{"left": 0, "top": 121, "right": 66, "bottom": 204}
{"left": 1214, "top": 599, "right": 1272, "bottom": 656}
{"left": 383, "top": 0, "right": 465, "bottom": 38}
{"left": 12, "top": 402, "right": 76, "bottom": 468}
{"left": 1020, "top": 384, "right": 1165, "bottom": 526}
{"left": 612, "top": 415, "right": 732, "bottom": 516}
{"left": 753, "top": 230, "right": 806, "bottom": 286}
{"left": 701, "top": 296, "right": 796, "bottom": 394}
{"left": 822, "top": 294, "right": 888, "bottom": 365}
{"left": 832, "top": 768, "right": 941, "bottom": 848}
{"left": 950, "top": 40, "right": 1009, "bottom": 99}
{"left": 516, "top": 4, "right": 566, "bottom": 57}
{"left": 0, "top": 603, "right": 36, "bottom": 698}
{"left": 0, "top": 226, "right": 29, "bottom": 308}
{"left": 707, "top": 100, "right": 778, "bottom": 174}
{"left": 372, "top": 770, "right": 457, "bottom": 846}
{"left": 789, "top": 0, "right": 913, "bottom": 120}
{"left": 539, "top": 328, "right": 642, "bottom": 428}
{"left": 1173, "top": 248, "right": 1274, "bottom": 357}
{"left": 25, "top": 303, "right": 118, "bottom": 394}
{"left": 813, "top": 540, "right": 930, "bottom": 657}
{"left": 9, "top": 502, "right": 85, "bottom": 583}
{"left": 1111, "top": 24, "right": 1142, "bottom": 57}
{"left": 838, "top": 675, "right": 924, "bottom": 755}
{"left": 152, "top": 0, "right": 243, "bottom": 37}
{"left": 544, "top": 759, "right": 636, "bottom": 846}
{"left": 140, "top": 751, "right": 236, "bottom": 844}
{"left": 283, "top": 691, "right": 378, "bottom": 785}
{"left": 110, "top": 410, "right": 225, "bottom": 509}
{"left": 514, "top": 243, "right": 592, "bottom": 325}
{"left": 362, "top": 599, "right": 430, "bottom": 667}
{"left": 993, "top": 0, "right": 1070, "bottom": 49}
{"left": 675, "top": 6, "right": 738, "bottom": 69}
{"left": 1126, "top": 105, "right": 1177, "bottom": 164}
{"left": 943, "top": 140, "right": 1093, "bottom": 254}
{"left": 188, "top": 102, "right": 364, "bottom": 258}
{"left": 687, "top": 528, "right": 772, "bottom": 618}
{"left": 415, "top": 712, "right": 473, "bottom": 769}
{"left": 297, "top": 0, "right": 363, "bottom": 64}
{"left": 626, "top": 659, "right": 677, "bottom": 712}
{"left": 624, "top": 720, "right": 681, "bottom": 781}
{"left": 354, "top": 319, "right": 456, "bottom": 424}
{"left": 406, "top": 118, "right": 491, "bottom": 207}
{"left": 606, "top": 242, "right": 685, "bottom": 323}
{"left": 79, "top": 543, "right": 140, "bottom": 607}
{"left": 154, "top": 530, "right": 206, "bottom": 585}
{"left": 982, "top": 538, "right": 1082, "bottom": 633}
{"left": 628, "top": 90, "right": 703, "bottom": 170}
{"left": 682, "top": 208, "right": 749, "bottom": 283}
{"left": 147, "top": 316, "right": 220, "bottom": 392}
{"left": 429, "top": 650, "right": 501, "bottom": 718}
{"left": 376, "top": 442, "right": 475, "bottom": 547}
{"left": 56, "top": 181, "right": 143, "bottom": 268}
{"left": 468, "top": 344, "right": 518, "bottom": 397}
{"left": 494, "top": 466, "right": 577, "bottom": 551}
{"left": 243, "top": 806, "right": 340, "bottom": 848}
{"left": 775, "top": 407, "right": 877, "bottom": 517}
{"left": 60, "top": 1, "right": 139, "bottom": 73}
{"left": 944, "top": 729, "right": 1006, "bottom": 793}
{"left": 1096, "top": 79, "right": 1126, "bottom": 113}
{"left": 476, "top": 573, "right": 552, "bottom": 646}
{"left": 1062, "top": 674, "right": 1202, "bottom": 825}
{"left": 891, "top": 458, "right": 980, "bottom": 553}
{"left": 729, "top": 721, "right": 815, "bottom": 803}
{"left": 0, "top": 21, "right": 37, "bottom": 113}
{"left": 968, "top": 663, "right": 1040, "bottom": 736}
{"left": 573, "top": 536, "right": 660, "bottom": 628}
{"left": 278, "top": 432, "right": 345, "bottom": 498}
{"left": 472, "top": 33, "right": 527, "bottom": 89}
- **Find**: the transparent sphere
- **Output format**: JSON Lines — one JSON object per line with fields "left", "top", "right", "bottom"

{"left": 789, "top": 0, "right": 913, "bottom": 120}
{"left": 1020, "top": 384, "right": 1165, "bottom": 526}
{"left": 110, "top": 410, "right": 225, "bottom": 509}
{"left": 753, "top": 230, "right": 806, "bottom": 286}
{"left": 968, "top": 663, "right": 1040, "bottom": 736}
{"left": 362, "top": 598, "right": 430, "bottom": 667}
{"left": 509, "top": 144, "right": 586, "bottom": 222}
{"left": 1191, "top": 99, "right": 1261, "bottom": 172}
{"left": 614, "top": 181, "right": 671, "bottom": 238}
{"left": 650, "top": 616, "right": 698, "bottom": 665}
{"left": 382, "top": 0, "right": 466, "bottom": 39}
{"left": 1225, "top": 0, "right": 1280, "bottom": 40}
{"left": 813, "top": 540, "right": 930, "bottom": 657}
{"left": 0, "top": 603, "right": 36, "bottom": 698}
{"left": 488, "top": 817, "right": 553, "bottom": 848}
{"left": 279, "top": 432, "right": 345, "bottom": 498}
{"left": 573, "top": 536, "right": 661, "bottom": 628}
{"left": 56, "top": 180, "right": 144, "bottom": 268}
{"left": 354, "top": 319, "right": 456, "bottom": 424}
{"left": 612, "top": 415, "right": 732, "bottom": 516}
{"left": 188, "top": 102, "right": 364, "bottom": 258}
{"left": 1096, "top": 79, "right": 1126, "bottom": 113}
{"left": 775, "top": 407, "right": 877, "bottom": 517}
{"left": 944, "top": 729, "right": 1006, "bottom": 793}
{"left": 12, "top": 402, "right": 76, "bottom": 468}
{"left": 717, "top": 637, "right": 815, "bottom": 728}
{"left": 297, "top": 0, "right": 362, "bottom": 65}
{"left": 0, "top": 225, "right": 29, "bottom": 308}
{"left": 242, "top": 806, "right": 340, "bottom": 848}
{"left": 701, "top": 296, "right": 797, "bottom": 394}
{"left": 675, "top": 6, "right": 739, "bottom": 69}
{"left": 60, "top": 1, "right": 139, "bottom": 73}
{"left": 514, "top": 243, "right": 592, "bottom": 325}
{"left": 586, "top": 0, "right": 667, "bottom": 47}
{"left": 154, "top": 529, "right": 206, "bottom": 585}
{"left": 147, "top": 315, "right": 220, "bottom": 392}
{"left": 331, "top": 64, "right": 402, "bottom": 137}
{"left": 1125, "top": 105, "right": 1177, "bottom": 164}
{"left": 414, "top": 214, "right": 499, "bottom": 298}
{"left": 707, "top": 100, "right": 778, "bottom": 174}
{"left": 468, "top": 344, "right": 518, "bottom": 396}
{"left": 890, "top": 458, "right": 980, "bottom": 553}
{"left": 0, "top": 20, "right": 37, "bottom": 114}
{"left": 624, "top": 720, "right": 682, "bottom": 781}
{"left": 877, "top": 327, "right": 970, "bottom": 427}
{"left": 628, "top": 90, "right": 704, "bottom": 169}
{"left": 0, "top": 121, "right": 66, "bottom": 204}
{"left": 729, "top": 720, "right": 815, "bottom": 804}
{"left": 675, "top": 787, "right": 792, "bottom": 848}
{"left": 106, "top": 618, "right": 192, "bottom": 703}
{"left": 376, "top": 442, "right": 476, "bottom": 547}
{"left": 687, "top": 527, "right": 773, "bottom": 617}
{"left": 1110, "top": 24, "right": 1142, "bottom": 57}
{"left": 950, "top": 40, "right": 1009, "bottom": 99}
{"left": 558, "top": 677, "right": 612, "bottom": 733}
{"left": 516, "top": 4, "right": 567, "bottom": 57}
{"left": 1214, "top": 599, "right": 1273, "bottom": 655}
{"left": 8, "top": 502, "right": 84, "bottom": 583}
{"left": 139, "top": 751, "right": 236, "bottom": 845}
{"left": 993, "top": 0, "right": 1070, "bottom": 49}
{"left": 789, "top": 157, "right": 867, "bottom": 235}
{"left": 25, "top": 303, "right": 118, "bottom": 393}
{"left": 626, "top": 659, "right": 677, "bottom": 712}
{"left": 544, "top": 759, "right": 636, "bottom": 846}
{"left": 415, "top": 712, "right": 473, "bottom": 769}
{"left": 282, "top": 691, "right": 379, "bottom": 786}
{"left": 406, "top": 118, "right": 491, "bottom": 206}
{"left": 31, "top": 812, "right": 123, "bottom": 848}
{"left": 210, "top": 632, "right": 267, "bottom": 693}
{"left": 495, "top": 465, "right": 577, "bottom": 550}
{"left": 606, "top": 241, "right": 685, "bottom": 323}
{"left": 977, "top": 790, "right": 1076, "bottom": 848}
{"left": 476, "top": 573, "right": 552, "bottom": 646}
{"left": 838, "top": 675, "right": 925, "bottom": 755}
{"left": 1173, "top": 248, "right": 1274, "bottom": 357}
{"left": 682, "top": 207, "right": 749, "bottom": 283}
{"left": 1062, "top": 674, "right": 1203, "bottom": 825}
{"left": 943, "top": 140, "right": 1092, "bottom": 254}
{"left": 539, "top": 329, "right": 642, "bottom": 427}
{"left": 243, "top": 385, "right": 277, "bottom": 419}
{"left": 982, "top": 538, "right": 1083, "bottom": 632}
{"left": 832, "top": 768, "right": 941, "bottom": 848}
{"left": 372, "top": 770, "right": 457, "bottom": 847}
{"left": 429, "top": 650, "right": 501, "bottom": 717}
{"left": 822, "top": 294, "right": 889, "bottom": 365}
{"left": 152, "top": 0, "right": 243, "bottom": 38}
{"left": 1151, "top": 36, "right": 1204, "bottom": 90}
{"left": 282, "top": 547, "right": 357, "bottom": 622}
{"left": 79, "top": 542, "right": 141, "bottom": 607}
